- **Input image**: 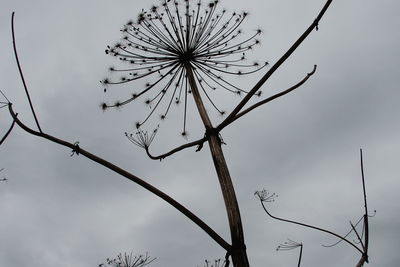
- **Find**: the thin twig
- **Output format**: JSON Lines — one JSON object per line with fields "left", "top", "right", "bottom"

{"left": 218, "top": 0, "right": 332, "bottom": 130}
{"left": 0, "top": 89, "right": 11, "bottom": 103}
{"left": 322, "top": 215, "right": 364, "bottom": 247}
{"left": 7, "top": 103, "right": 231, "bottom": 252}
{"left": 258, "top": 200, "right": 364, "bottom": 254}
{"left": 0, "top": 117, "right": 17, "bottom": 145}
{"left": 220, "top": 65, "right": 317, "bottom": 129}
{"left": 11, "top": 12, "right": 42, "bottom": 133}
{"left": 359, "top": 148, "right": 370, "bottom": 265}
{"left": 350, "top": 221, "right": 365, "bottom": 252}
{"left": 144, "top": 136, "right": 207, "bottom": 160}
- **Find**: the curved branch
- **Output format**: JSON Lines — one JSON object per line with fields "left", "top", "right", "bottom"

{"left": 144, "top": 137, "right": 207, "bottom": 160}
{"left": 11, "top": 12, "right": 42, "bottom": 133}
{"left": 7, "top": 103, "right": 231, "bottom": 252}
{"left": 0, "top": 117, "right": 16, "bottom": 146}
{"left": 218, "top": 0, "right": 333, "bottom": 131}
{"left": 221, "top": 65, "right": 317, "bottom": 128}
{"left": 258, "top": 200, "right": 364, "bottom": 255}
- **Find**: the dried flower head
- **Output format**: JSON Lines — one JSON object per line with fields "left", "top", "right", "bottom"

{"left": 125, "top": 126, "right": 159, "bottom": 149}
{"left": 99, "top": 252, "right": 155, "bottom": 267}
{"left": 102, "top": 0, "right": 267, "bottom": 134}
{"left": 202, "top": 258, "right": 227, "bottom": 267}
{"left": 254, "top": 189, "right": 278, "bottom": 202}
{"left": 276, "top": 239, "right": 302, "bottom": 251}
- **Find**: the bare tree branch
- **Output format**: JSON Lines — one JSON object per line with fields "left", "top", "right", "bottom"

{"left": 218, "top": 65, "right": 317, "bottom": 130}
{"left": 11, "top": 12, "right": 42, "bottom": 133}
{"left": 7, "top": 102, "right": 231, "bottom": 252}
{"left": 218, "top": 0, "right": 333, "bottom": 131}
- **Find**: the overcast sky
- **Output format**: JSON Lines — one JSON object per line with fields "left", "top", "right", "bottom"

{"left": 1, "top": 0, "right": 399, "bottom": 266}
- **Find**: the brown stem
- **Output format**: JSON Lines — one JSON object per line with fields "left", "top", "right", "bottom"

{"left": 7, "top": 102, "right": 230, "bottom": 252}
{"left": 185, "top": 65, "right": 249, "bottom": 267}
{"left": 144, "top": 136, "right": 207, "bottom": 160}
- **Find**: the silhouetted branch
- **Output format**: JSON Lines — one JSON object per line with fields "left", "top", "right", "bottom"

{"left": 218, "top": 0, "right": 332, "bottom": 131}
{"left": 254, "top": 190, "right": 364, "bottom": 255}
{"left": 322, "top": 215, "right": 364, "bottom": 248}
{"left": 0, "top": 89, "right": 11, "bottom": 104}
{"left": 220, "top": 65, "right": 317, "bottom": 129}
{"left": 256, "top": 149, "right": 373, "bottom": 267}
{"left": 144, "top": 136, "right": 208, "bottom": 160}
{"left": 350, "top": 221, "right": 365, "bottom": 252}
{"left": 357, "top": 148, "right": 370, "bottom": 266}
{"left": 0, "top": 117, "right": 16, "bottom": 146}
{"left": 11, "top": 12, "right": 42, "bottom": 133}
{"left": 126, "top": 128, "right": 207, "bottom": 160}
{"left": 7, "top": 102, "right": 231, "bottom": 252}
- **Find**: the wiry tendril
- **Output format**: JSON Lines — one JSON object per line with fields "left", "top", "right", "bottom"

{"left": 102, "top": 0, "right": 266, "bottom": 134}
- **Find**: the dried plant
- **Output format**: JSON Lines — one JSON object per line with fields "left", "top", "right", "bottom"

{"left": 276, "top": 239, "right": 303, "bottom": 267}
{"left": 99, "top": 252, "right": 155, "bottom": 267}
{"left": 202, "top": 258, "right": 228, "bottom": 267}
{"left": 1, "top": 1, "right": 354, "bottom": 266}
{"left": 256, "top": 150, "right": 372, "bottom": 267}
{"left": 101, "top": 0, "right": 266, "bottom": 135}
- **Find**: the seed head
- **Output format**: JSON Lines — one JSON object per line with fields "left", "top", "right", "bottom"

{"left": 102, "top": 0, "right": 267, "bottom": 134}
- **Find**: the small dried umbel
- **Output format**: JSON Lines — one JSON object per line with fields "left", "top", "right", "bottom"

{"left": 99, "top": 252, "right": 155, "bottom": 267}
{"left": 203, "top": 258, "right": 228, "bottom": 267}
{"left": 102, "top": 0, "right": 266, "bottom": 133}
{"left": 276, "top": 239, "right": 302, "bottom": 251}
{"left": 254, "top": 189, "right": 278, "bottom": 203}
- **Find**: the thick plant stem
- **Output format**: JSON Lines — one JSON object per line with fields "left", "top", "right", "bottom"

{"left": 185, "top": 65, "right": 249, "bottom": 267}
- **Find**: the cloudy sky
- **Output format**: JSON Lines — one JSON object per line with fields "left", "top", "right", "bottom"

{"left": 1, "top": 0, "right": 399, "bottom": 266}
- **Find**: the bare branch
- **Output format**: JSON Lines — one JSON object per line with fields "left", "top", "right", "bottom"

{"left": 144, "top": 137, "right": 207, "bottom": 160}
{"left": 322, "top": 215, "right": 364, "bottom": 248}
{"left": 0, "top": 117, "right": 16, "bottom": 146}
{"left": 219, "top": 0, "right": 333, "bottom": 130}
{"left": 360, "top": 149, "right": 369, "bottom": 253}
{"left": 0, "top": 89, "right": 11, "bottom": 103}
{"left": 350, "top": 221, "right": 365, "bottom": 252}
{"left": 254, "top": 190, "right": 364, "bottom": 255}
{"left": 358, "top": 148, "right": 370, "bottom": 266}
{"left": 11, "top": 12, "right": 42, "bottom": 133}
{"left": 126, "top": 128, "right": 207, "bottom": 161}
{"left": 7, "top": 102, "right": 231, "bottom": 252}
{"left": 219, "top": 65, "right": 317, "bottom": 129}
